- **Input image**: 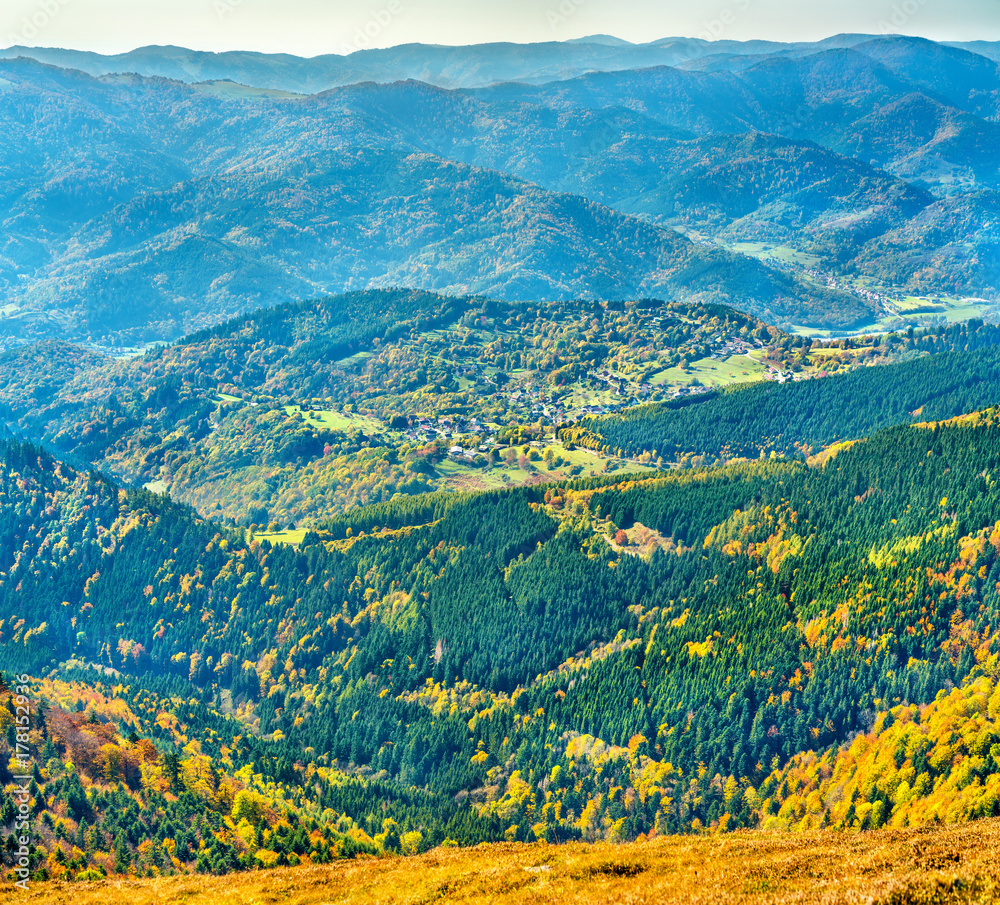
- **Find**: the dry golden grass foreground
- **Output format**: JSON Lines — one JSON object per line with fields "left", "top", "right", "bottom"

{"left": 7, "top": 821, "right": 1000, "bottom": 905}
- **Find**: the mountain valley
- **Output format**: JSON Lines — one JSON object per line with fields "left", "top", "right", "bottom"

{"left": 3, "top": 28, "right": 1000, "bottom": 902}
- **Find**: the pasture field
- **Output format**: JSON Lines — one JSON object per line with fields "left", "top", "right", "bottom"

{"left": 434, "top": 443, "right": 652, "bottom": 492}
{"left": 251, "top": 528, "right": 309, "bottom": 546}
{"left": 9, "top": 819, "right": 1000, "bottom": 904}
{"left": 285, "top": 405, "right": 384, "bottom": 434}
{"left": 895, "top": 296, "right": 947, "bottom": 313}
{"left": 651, "top": 355, "right": 766, "bottom": 388}
{"left": 193, "top": 81, "right": 305, "bottom": 100}
{"left": 728, "top": 241, "right": 823, "bottom": 269}
{"left": 333, "top": 351, "right": 375, "bottom": 368}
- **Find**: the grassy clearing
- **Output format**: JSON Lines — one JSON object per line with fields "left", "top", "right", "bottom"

{"left": 434, "top": 444, "right": 651, "bottom": 492}
{"left": 651, "top": 355, "right": 765, "bottom": 388}
{"left": 896, "top": 296, "right": 946, "bottom": 313}
{"left": 728, "top": 241, "right": 822, "bottom": 269}
{"left": 193, "top": 81, "right": 305, "bottom": 100}
{"left": 12, "top": 819, "right": 1000, "bottom": 904}
{"left": 285, "top": 406, "right": 384, "bottom": 434}
{"left": 937, "top": 299, "right": 994, "bottom": 323}
{"left": 787, "top": 289, "right": 995, "bottom": 339}
{"left": 605, "top": 521, "right": 677, "bottom": 557}
{"left": 787, "top": 324, "right": 834, "bottom": 338}
{"left": 560, "top": 386, "right": 618, "bottom": 408}
{"left": 333, "top": 351, "right": 375, "bottom": 368}
{"left": 251, "top": 529, "right": 309, "bottom": 546}
{"left": 861, "top": 297, "right": 996, "bottom": 335}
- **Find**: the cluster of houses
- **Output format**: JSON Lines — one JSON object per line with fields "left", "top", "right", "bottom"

{"left": 765, "top": 257, "right": 893, "bottom": 315}
{"left": 713, "top": 337, "right": 757, "bottom": 356}
{"left": 578, "top": 402, "right": 627, "bottom": 416}
{"left": 374, "top": 316, "right": 804, "bottom": 457}
{"left": 766, "top": 367, "right": 797, "bottom": 384}
{"left": 405, "top": 415, "right": 487, "bottom": 443}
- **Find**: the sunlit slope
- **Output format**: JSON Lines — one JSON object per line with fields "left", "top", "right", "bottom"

{"left": 7, "top": 821, "right": 1000, "bottom": 904}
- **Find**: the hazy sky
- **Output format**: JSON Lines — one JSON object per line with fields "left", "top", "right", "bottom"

{"left": 3, "top": 0, "right": 997, "bottom": 56}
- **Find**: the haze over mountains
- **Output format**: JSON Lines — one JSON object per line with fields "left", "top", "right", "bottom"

{"left": 0, "top": 35, "right": 921, "bottom": 92}
{"left": 1, "top": 34, "right": 999, "bottom": 343}
{"left": 5, "top": 35, "right": 1000, "bottom": 91}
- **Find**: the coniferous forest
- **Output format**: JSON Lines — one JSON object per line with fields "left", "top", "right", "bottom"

{"left": 6, "top": 399, "right": 1000, "bottom": 879}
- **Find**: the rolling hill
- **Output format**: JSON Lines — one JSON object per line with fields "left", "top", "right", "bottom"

{"left": 5, "top": 27, "right": 1000, "bottom": 900}
{"left": 0, "top": 289, "right": 772, "bottom": 525}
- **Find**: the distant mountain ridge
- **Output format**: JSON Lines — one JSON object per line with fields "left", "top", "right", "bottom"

{"left": 0, "top": 34, "right": 950, "bottom": 92}
{"left": 14, "top": 146, "right": 865, "bottom": 339}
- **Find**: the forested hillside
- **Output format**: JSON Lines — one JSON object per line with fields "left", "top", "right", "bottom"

{"left": 0, "top": 290, "right": 769, "bottom": 525}
{"left": 9, "top": 403, "right": 1000, "bottom": 882}
{"left": 0, "top": 35, "right": 892, "bottom": 92}
{"left": 0, "top": 58, "right": 866, "bottom": 343}
{"left": 7, "top": 26, "right": 1000, "bottom": 898}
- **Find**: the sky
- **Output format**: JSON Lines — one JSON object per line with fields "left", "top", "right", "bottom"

{"left": 3, "top": 0, "right": 998, "bottom": 56}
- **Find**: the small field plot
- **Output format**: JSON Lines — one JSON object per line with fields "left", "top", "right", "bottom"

{"left": 787, "top": 324, "right": 835, "bottom": 338}
{"left": 194, "top": 81, "right": 304, "bottom": 100}
{"left": 938, "top": 298, "right": 995, "bottom": 322}
{"left": 251, "top": 529, "right": 309, "bottom": 547}
{"left": 652, "top": 355, "right": 765, "bottom": 388}
{"left": 549, "top": 444, "right": 651, "bottom": 478}
{"left": 434, "top": 444, "right": 652, "bottom": 493}
{"left": 729, "top": 241, "right": 822, "bottom": 269}
{"left": 285, "top": 406, "right": 384, "bottom": 433}
{"left": 895, "top": 296, "right": 946, "bottom": 313}
{"left": 333, "top": 351, "right": 374, "bottom": 368}
{"left": 866, "top": 296, "right": 997, "bottom": 332}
